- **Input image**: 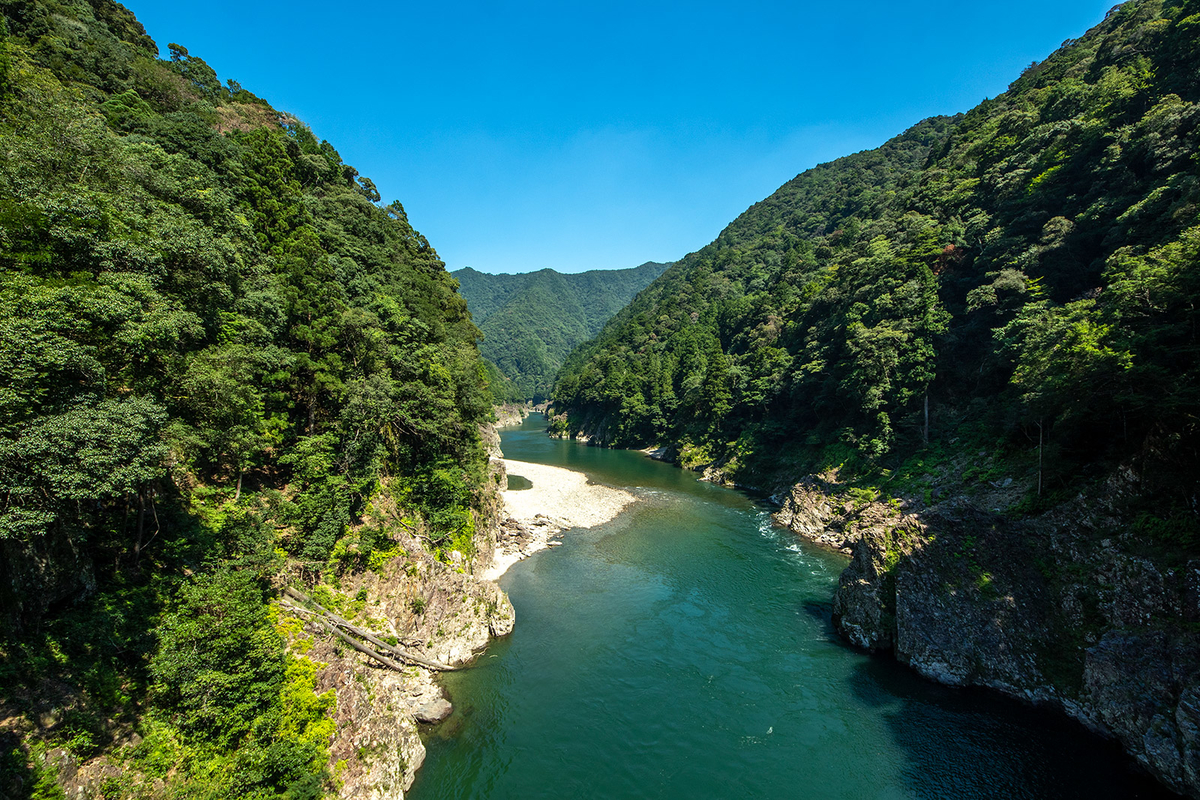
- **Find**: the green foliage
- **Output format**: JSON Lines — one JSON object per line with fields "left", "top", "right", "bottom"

{"left": 0, "top": 0, "right": 493, "bottom": 553}
{"left": 553, "top": 0, "right": 1200, "bottom": 498}
{"left": 995, "top": 298, "right": 1132, "bottom": 418}
{"left": 481, "top": 358, "right": 525, "bottom": 404}
{"left": 138, "top": 569, "right": 335, "bottom": 797}
{"left": 0, "top": 395, "right": 167, "bottom": 538}
{"left": 453, "top": 262, "right": 669, "bottom": 401}
{"left": 0, "top": 741, "right": 67, "bottom": 800}
{"left": 150, "top": 570, "right": 284, "bottom": 745}
{"left": 390, "top": 464, "right": 479, "bottom": 559}
{"left": 0, "top": 2, "right": 496, "bottom": 796}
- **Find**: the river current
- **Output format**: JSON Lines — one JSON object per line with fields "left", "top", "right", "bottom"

{"left": 408, "top": 415, "right": 1173, "bottom": 800}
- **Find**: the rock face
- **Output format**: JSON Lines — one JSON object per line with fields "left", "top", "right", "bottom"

{"left": 780, "top": 467, "right": 1200, "bottom": 799}
{"left": 774, "top": 475, "right": 854, "bottom": 554}
{"left": 3, "top": 429, "right": 515, "bottom": 800}
{"left": 26, "top": 745, "right": 128, "bottom": 800}
{"left": 493, "top": 402, "right": 548, "bottom": 429}
{"left": 298, "top": 557, "right": 512, "bottom": 798}
{"left": 772, "top": 473, "right": 910, "bottom": 556}
{"left": 833, "top": 501, "right": 1052, "bottom": 687}
{"left": 493, "top": 403, "right": 529, "bottom": 428}
{"left": 546, "top": 410, "right": 607, "bottom": 444}
{"left": 315, "top": 652, "right": 428, "bottom": 800}
{"left": 494, "top": 515, "right": 561, "bottom": 562}
{"left": 290, "top": 426, "right": 515, "bottom": 799}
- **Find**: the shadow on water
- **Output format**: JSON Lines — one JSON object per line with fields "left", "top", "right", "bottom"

{"left": 788, "top": 517, "right": 1179, "bottom": 798}
{"left": 841, "top": 647, "right": 1181, "bottom": 799}
{"left": 798, "top": 595, "right": 841, "bottom": 637}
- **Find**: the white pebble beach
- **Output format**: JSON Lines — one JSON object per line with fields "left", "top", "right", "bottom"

{"left": 484, "top": 459, "right": 637, "bottom": 581}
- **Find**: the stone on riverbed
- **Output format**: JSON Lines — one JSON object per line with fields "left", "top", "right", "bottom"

{"left": 414, "top": 697, "right": 453, "bottom": 724}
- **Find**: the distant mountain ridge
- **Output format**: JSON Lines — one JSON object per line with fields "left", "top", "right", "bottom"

{"left": 453, "top": 261, "right": 670, "bottom": 401}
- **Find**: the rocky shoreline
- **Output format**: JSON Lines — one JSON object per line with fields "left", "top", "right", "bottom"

{"left": 305, "top": 441, "right": 639, "bottom": 798}
{"left": 774, "top": 467, "right": 1200, "bottom": 799}
{"left": 33, "top": 454, "right": 518, "bottom": 800}
{"left": 295, "top": 455, "right": 515, "bottom": 799}
{"left": 270, "top": 425, "right": 518, "bottom": 800}
{"left": 493, "top": 402, "right": 548, "bottom": 428}
{"left": 294, "top": 418, "right": 1200, "bottom": 799}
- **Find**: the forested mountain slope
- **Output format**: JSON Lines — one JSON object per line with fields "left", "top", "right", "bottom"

{"left": 553, "top": 0, "right": 1200, "bottom": 503}
{"left": 552, "top": 2, "right": 1200, "bottom": 794}
{"left": 452, "top": 261, "right": 669, "bottom": 401}
{"left": 0, "top": 1, "right": 509, "bottom": 797}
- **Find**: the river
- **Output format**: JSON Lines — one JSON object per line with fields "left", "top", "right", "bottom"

{"left": 408, "top": 414, "right": 1174, "bottom": 799}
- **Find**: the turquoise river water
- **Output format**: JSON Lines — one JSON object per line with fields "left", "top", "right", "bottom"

{"left": 408, "top": 415, "right": 1175, "bottom": 800}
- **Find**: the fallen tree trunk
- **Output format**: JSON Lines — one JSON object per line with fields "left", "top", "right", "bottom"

{"left": 282, "top": 586, "right": 458, "bottom": 671}
{"left": 286, "top": 604, "right": 408, "bottom": 671}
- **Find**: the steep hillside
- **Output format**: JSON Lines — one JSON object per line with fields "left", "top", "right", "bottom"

{"left": 0, "top": 2, "right": 511, "bottom": 797}
{"left": 551, "top": 1, "right": 1200, "bottom": 794}
{"left": 453, "top": 261, "right": 669, "bottom": 401}
{"left": 553, "top": 0, "right": 1199, "bottom": 498}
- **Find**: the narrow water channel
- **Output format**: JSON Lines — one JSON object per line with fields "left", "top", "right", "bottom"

{"left": 408, "top": 415, "right": 1173, "bottom": 800}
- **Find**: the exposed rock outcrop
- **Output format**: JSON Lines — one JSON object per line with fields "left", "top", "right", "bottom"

{"left": 29, "top": 745, "right": 128, "bottom": 800}
{"left": 280, "top": 426, "right": 515, "bottom": 799}
{"left": 696, "top": 462, "right": 762, "bottom": 492}
{"left": 776, "top": 465, "right": 1200, "bottom": 798}
{"left": 493, "top": 403, "right": 529, "bottom": 428}
{"left": 293, "top": 558, "right": 512, "bottom": 797}
{"left": 492, "top": 515, "right": 563, "bottom": 568}
{"left": 772, "top": 473, "right": 911, "bottom": 556}
{"left": 315, "top": 654, "right": 428, "bottom": 800}
{"left": 493, "top": 402, "right": 548, "bottom": 429}
{"left": 546, "top": 410, "right": 607, "bottom": 444}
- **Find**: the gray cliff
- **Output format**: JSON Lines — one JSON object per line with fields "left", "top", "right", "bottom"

{"left": 779, "top": 466, "right": 1200, "bottom": 798}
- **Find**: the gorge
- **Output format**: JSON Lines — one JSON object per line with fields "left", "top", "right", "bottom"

{"left": 545, "top": 2, "right": 1200, "bottom": 795}
{"left": 410, "top": 416, "right": 1175, "bottom": 799}
{"left": 2, "top": 0, "right": 1199, "bottom": 798}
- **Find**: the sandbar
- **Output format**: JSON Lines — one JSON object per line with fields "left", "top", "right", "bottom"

{"left": 484, "top": 459, "right": 636, "bottom": 580}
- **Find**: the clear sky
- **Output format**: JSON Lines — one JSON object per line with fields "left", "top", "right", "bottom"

{"left": 127, "top": 1, "right": 1116, "bottom": 274}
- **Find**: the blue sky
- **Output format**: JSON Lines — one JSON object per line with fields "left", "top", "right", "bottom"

{"left": 129, "top": 1, "right": 1116, "bottom": 274}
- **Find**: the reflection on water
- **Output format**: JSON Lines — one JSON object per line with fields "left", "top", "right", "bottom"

{"left": 505, "top": 474, "right": 533, "bottom": 491}
{"left": 408, "top": 415, "right": 1176, "bottom": 800}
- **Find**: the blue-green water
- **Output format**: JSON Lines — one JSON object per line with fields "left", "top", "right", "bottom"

{"left": 409, "top": 415, "right": 1173, "bottom": 800}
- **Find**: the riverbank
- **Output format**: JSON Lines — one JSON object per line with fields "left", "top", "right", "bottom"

{"left": 484, "top": 459, "right": 637, "bottom": 580}
{"left": 413, "top": 420, "right": 1175, "bottom": 800}
{"left": 493, "top": 402, "right": 548, "bottom": 428}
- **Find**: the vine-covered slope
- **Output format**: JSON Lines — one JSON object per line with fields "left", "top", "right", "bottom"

{"left": 0, "top": 1, "right": 498, "bottom": 796}
{"left": 453, "top": 261, "right": 669, "bottom": 401}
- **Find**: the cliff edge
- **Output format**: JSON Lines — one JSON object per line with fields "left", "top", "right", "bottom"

{"left": 777, "top": 465, "right": 1200, "bottom": 798}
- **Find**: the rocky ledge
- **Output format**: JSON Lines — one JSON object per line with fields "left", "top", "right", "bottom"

{"left": 493, "top": 514, "right": 564, "bottom": 564}
{"left": 779, "top": 466, "right": 1200, "bottom": 798}
{"left": 770, "top": 471, "right": 911, "bottom": 556}
{"left": 282, "top": 438, "right": 515, "bottom": 800}
{"left": 493, "top": 402, "right": 547, "bottom": 428}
